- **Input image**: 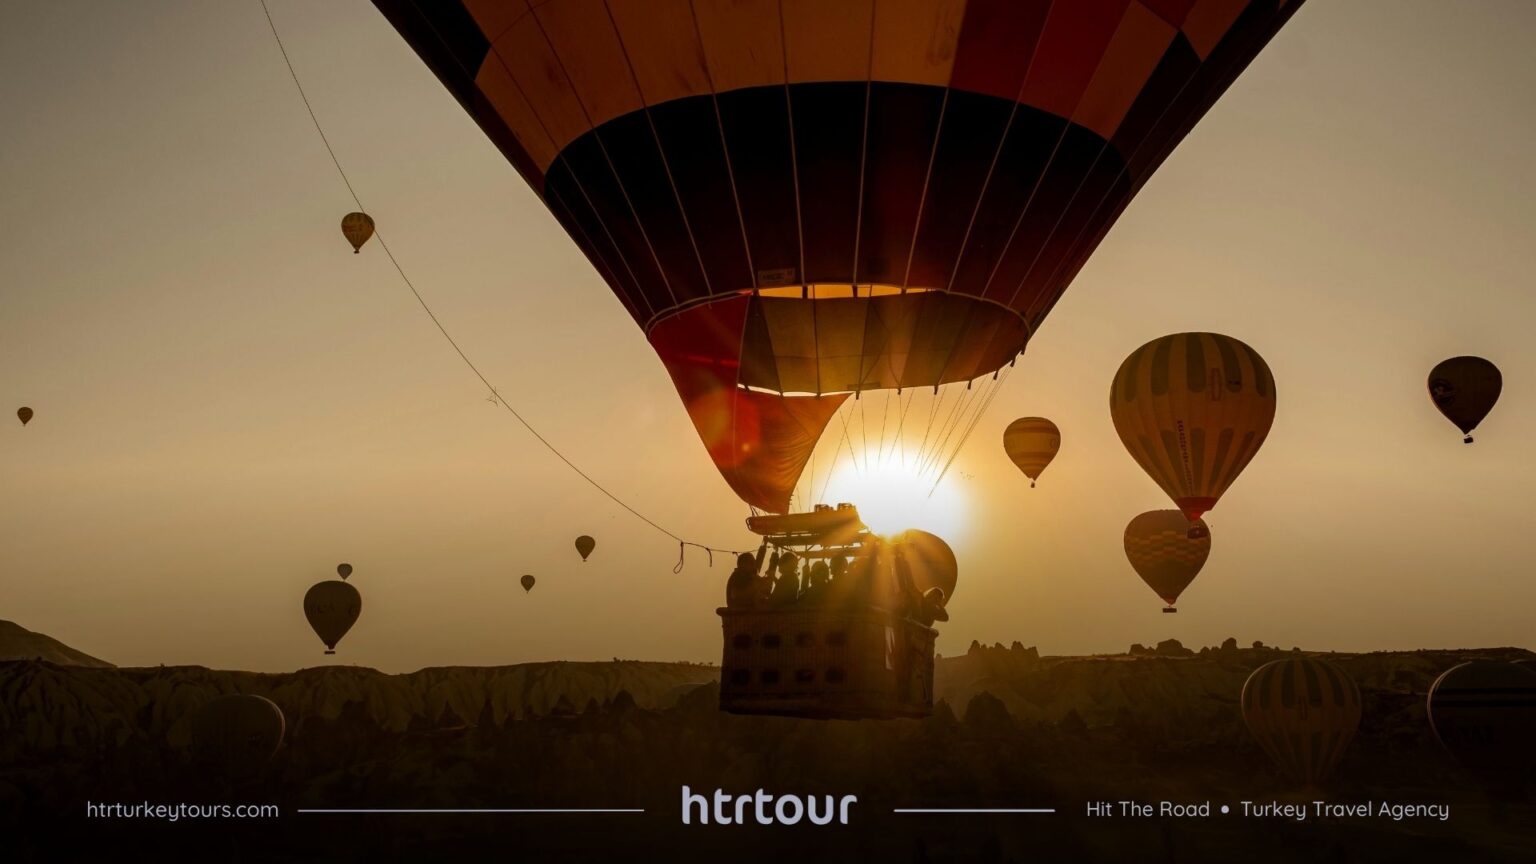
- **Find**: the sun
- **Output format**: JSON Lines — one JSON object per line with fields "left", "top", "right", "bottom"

{"left": 819, "top": 454, "right": 969, "bottom": 541}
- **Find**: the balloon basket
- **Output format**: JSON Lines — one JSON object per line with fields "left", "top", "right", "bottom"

{"left": 324, "top": 649, "right": 335, "bottom": 655}
{"left": 1163, "top": 607, "right": 1177, "bottom": 614}
{"left": 717, "top": 606, "right": 935, "bottom": 720}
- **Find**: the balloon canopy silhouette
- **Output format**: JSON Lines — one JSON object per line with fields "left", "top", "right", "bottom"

{"left": 191, "top": 694, "right": 285, "bottom": 783}
{"left": 16, "top": 407, "right": 33, "bottom": 426}
{"left": 376, "top": 0, "right": 1304, "bottom": 513}
{"left": 341, "top": 211, "right": 375, "bottom": 253}
{"left": 1427, "top": 661, "right": 1536, "bottom": 784}
{"left": 1427, "top": 356, "right": 1501, "bottom": 444}
{"left": 304, "top": 580, "right": 362, "bottom": 654}
{"left": 1003, "top": 417, "right": 1059, "bottom": 487}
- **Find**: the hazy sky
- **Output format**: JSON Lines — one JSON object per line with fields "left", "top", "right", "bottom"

{"left": 3, "top": 1, "right": 1535, "bottom": 673}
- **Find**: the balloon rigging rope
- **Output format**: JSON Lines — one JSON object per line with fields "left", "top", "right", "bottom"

{"left": 259, "top": 0, "right": 744, "bottom": 562}
{"left": 929, "top": 365, "right": 1014, "bottom": 496}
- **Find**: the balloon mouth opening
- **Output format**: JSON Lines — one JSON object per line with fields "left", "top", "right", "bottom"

{"left": 1174, "top": 497, "right": 1217, "bottom": 523}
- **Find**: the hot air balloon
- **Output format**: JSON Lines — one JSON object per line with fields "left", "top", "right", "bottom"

{"left": 1123, "top": 509, "right": 1209, "bottom": 612}
{"left": 521, "top": 574, "right": 536, "bottom": 592}
{"left": 891, "top": 529, "right": 957, "bottom": 605}
{"left": 1428, "top": 356, "right": 1501, "bottom": 444}
{"left": 303, "top": 580, "right": 361, "bottom": 654}
{"left": 16, "top": 407, "right": 32, "bottom": 426}
{"left": 1241, "top": 656, "right": 1361, "bottom": 788}
{"left": 575, "top": 535, "right": 595, "bottom": 562}
{"left": 1003, "top": 417, "right": 1059, "bottom": 487}
{"left": 341, "top": 212, "right": 375, "bottom": 253}
{"left": 1110, "top": 333, "right": 1276, "bottom": 523}
{"left": 1427, "top": 661, "right": 1536, "bottom": 783}
{"left": 336, "top": 562, "right": 353, "bottom": 581}
{"left": 190, "top": 694, "right": 285, "bottom": 783}
{"left": 376, "top": 0, "right": 1304, "bottom": 514}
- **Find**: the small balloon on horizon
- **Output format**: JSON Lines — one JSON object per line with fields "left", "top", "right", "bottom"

{"left": 340, "top": 212, "right": 375, "bottom": 254}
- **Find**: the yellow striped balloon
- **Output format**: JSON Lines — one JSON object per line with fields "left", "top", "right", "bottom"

{"left": 1110, "top": 333, "right": 1276, "bottom": 522}
{"left": 1241, "top": 656, "right": 1361, "bottom": 787}
{"left": 340, "top": 212, "right": 375, "bottom": 253}
{"left": 1123, "top": 510, "right": 1209, "bottom": 612}
{"left": 1002, "top": 417, "right": 1059, "bottom": 488}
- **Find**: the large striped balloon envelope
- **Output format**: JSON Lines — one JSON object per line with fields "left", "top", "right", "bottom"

{"left": 1110, "top": 332, "right": 1276, "bottom": 522}
{"left": 377, "top": 1, "right": 1304, "bottom": 513}
{"left": 1241, "top": 656, "right": 1361, "bottom": 788}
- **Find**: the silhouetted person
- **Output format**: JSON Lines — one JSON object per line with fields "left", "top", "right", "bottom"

{"left": 726, "top": 552, "right": 759, "bottom": 608}
{"left": 917, "top": 587, "right": 949, "bottom": 626}
{"left": 829, "top": 555, "right": 847, "bottom": 581}
{"left": 835, "top": 544, "right": 876, "bottom": 610}
{"left": 802, "top": 560, "right": 830, "bottom": 602}
{"left": 769, "top": 551, "right": 800, "bottom": 605}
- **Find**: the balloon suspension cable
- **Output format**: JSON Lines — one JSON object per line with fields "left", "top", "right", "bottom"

{"left": 259, "top": 1, "right": 745, "bottom": 563}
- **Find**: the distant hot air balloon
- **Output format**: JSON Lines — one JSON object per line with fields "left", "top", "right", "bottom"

{"left": 1428, "top": 357, "right": 1501, "bottom": 443}
{"left": 892, "top": 529, "right": 957, "bottom": 606}
{"left": 1003, "top": 417, "right": 1059, "bottom": 488}
{"left": 341, "top": 212, "right": 375, "bottom": 253}
{"left": 1110, "top": 333, "right": 1276, "bottom": 523}
{"left": 377, "top": 0, "right": 1304, "bottom": 514}
{"left": 1123, "top": 510, "right": 1209, "bottom": 612}
{"left": 336, "top": 562, "right": 352, "bottom": 581}
{"left": 575, "top": 535, "right": 595, "bottom": 562}
{"left": 521, "top": 574, "right": 536, "bottom": 593}
{"left": 1241, "top": 656, "right": 1361, "bottom": 788}
{"left": 16, "top": 407, "right": 32, "bottom": 426}
{"left": 1427, "top": 661, "right": 1536, "bottom": 783}
{"left": 190, "top": 694, "right": 285, "bottom": 783}
{"left": 303, "top": 580, "right": 361, "bottom": 654}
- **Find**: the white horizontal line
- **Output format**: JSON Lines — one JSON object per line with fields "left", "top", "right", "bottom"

{"left": 296, "top": 809, "right": 645, "bottom": 814}
{"left": 892, "top": 808, "right": 1056, "bottom": 814}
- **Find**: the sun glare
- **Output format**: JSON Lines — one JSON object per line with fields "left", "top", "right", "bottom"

{"left": 819, "top": 453, "right": 969, "bottom": 541}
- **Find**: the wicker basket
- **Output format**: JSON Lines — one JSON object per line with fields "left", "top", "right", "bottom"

{"left": 717, "top": 604, "right": 936, "bottom": 719}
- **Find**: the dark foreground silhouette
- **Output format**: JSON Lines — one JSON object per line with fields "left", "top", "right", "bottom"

{"left": 3, "top": 643, "right": 1533, "bottom": 863}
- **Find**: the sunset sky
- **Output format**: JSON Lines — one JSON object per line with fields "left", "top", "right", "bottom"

{"left": 3, "top": 0, "right": 1535, "bottom": 673}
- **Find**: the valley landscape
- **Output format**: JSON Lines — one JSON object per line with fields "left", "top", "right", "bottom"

{"left": 4, "top": 623, "right": 1531, "bottom": 862}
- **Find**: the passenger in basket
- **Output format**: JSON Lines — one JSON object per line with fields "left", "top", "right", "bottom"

{"left": 829, "top": 555, "right": 848, "bottom": 582}
{"left": 769, "top": 551, "right": 801, "bottom": 605}
{"left": 802, "top": 559, "right": 831, "bottom": 602}
{"left": 726, "top": 552, "right": 759, "bottom": 609}
{"left": 917, "top": 587, "right": 949, "bottom": 626}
